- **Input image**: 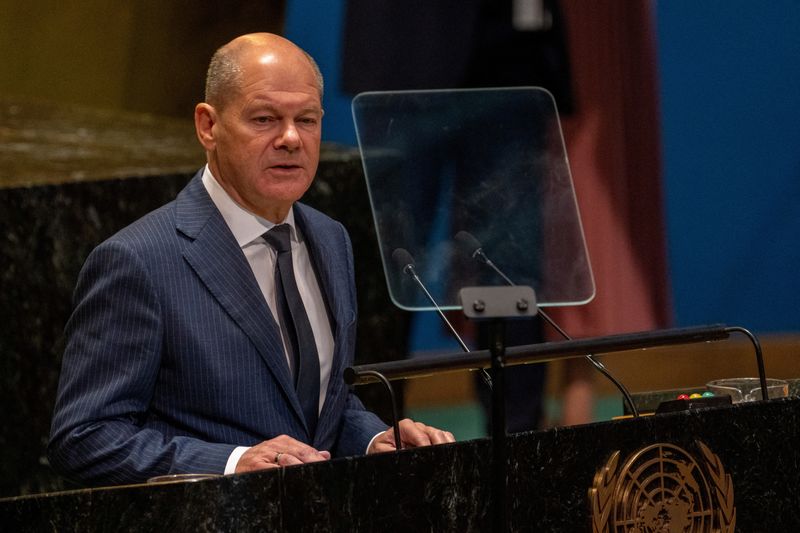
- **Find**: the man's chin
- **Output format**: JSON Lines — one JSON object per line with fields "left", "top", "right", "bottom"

{"left": 257, "top": 178, "right": 313, "bottom": 203}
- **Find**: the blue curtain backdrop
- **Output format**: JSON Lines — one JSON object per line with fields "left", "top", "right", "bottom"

{"left": 285, "top": 0, "right": 357, "bottom": 145}
{"left": 657, "top": 1, "right": 800, "bottom": 332}
{"left": 286, "top": 0, "right": 800, "bottom": 335}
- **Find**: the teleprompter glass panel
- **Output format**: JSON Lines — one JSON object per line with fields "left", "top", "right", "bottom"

{"left": 352, "top": 88, "right": 594, "bottom": 311}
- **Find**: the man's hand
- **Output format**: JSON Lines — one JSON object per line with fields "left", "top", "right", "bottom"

{"left": 367, "top": 418, "right": 455, "bottom": 454}
{"left": 235, "top": 434, "right": 331, "bottom": 473}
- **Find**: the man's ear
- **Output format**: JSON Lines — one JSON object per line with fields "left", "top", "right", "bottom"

{"left": 194, "top": 103, "right": 217, "bottom": 150}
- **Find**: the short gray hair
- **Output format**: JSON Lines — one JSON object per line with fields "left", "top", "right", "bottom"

{"left": 205, "top": 45, "right": 243, "bottom": 109}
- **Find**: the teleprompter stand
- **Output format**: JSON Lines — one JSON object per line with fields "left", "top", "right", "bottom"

{"left": 458, "top": 286, "right": 539, "bottom": 532}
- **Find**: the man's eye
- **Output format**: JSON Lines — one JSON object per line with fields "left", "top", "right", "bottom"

{"left": 254, "top": 116, "right": 274, "bottom": 124}
{"left": 298, "top": 117, "right": 318, "bottom": 125}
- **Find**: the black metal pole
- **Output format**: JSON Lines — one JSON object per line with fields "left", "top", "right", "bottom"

{"left": 359, "top": 370, "right": 402, "bottom": 451}
{"left": 489, "top": 319, "right": 507, "bottom": 532}
{"left": 725, "top": 327, "right": 769, "bottom": 400}
{"left": 345, "top": 325, "right": 732, "bottom": 386}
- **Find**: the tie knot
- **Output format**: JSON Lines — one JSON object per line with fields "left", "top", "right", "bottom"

{"left": 264, "top": 224, "right": 292, "bottom": 253}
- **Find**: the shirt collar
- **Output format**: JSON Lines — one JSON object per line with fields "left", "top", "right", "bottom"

{"left": 201, "top": 165, "right": 299, "bottom": 247}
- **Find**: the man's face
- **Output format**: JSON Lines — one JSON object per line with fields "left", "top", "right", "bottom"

{"left": 200, "top": 45, "right": 322, "bottom": 222}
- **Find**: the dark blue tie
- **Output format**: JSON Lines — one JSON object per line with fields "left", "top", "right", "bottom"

{"left": 263, "top": 224, "right": 319, "bottom": 438}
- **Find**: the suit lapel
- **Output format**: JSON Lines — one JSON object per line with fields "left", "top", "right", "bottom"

{"left": 294, "top": 205, "right": 341, "bottom": 336}
{"left": 175, "top": 175, "right": 307, "bottom": 428}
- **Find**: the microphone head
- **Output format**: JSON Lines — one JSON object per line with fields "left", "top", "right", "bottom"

{"left": 454, "top": 230, "right": 482, "bottom": 256}
{"left": 391, "top": 248, "right": 416, "bottom": 272}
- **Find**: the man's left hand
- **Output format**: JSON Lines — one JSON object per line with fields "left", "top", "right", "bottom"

{"left": 367, "top": 418, "right": 455, "bottom": 454}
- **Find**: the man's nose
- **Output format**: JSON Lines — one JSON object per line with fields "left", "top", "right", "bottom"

{"left": 275, "top": 121, "right": 301, "bottom": 151}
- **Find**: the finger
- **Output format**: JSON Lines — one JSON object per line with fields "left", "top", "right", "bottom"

{"left": 368, "top": 432, "right": 398, "bottom": 454}
{"left": 276, "top": 452, "right": 303, "bottom": 466}
{"left": 286, "top": 445, "right": 330, "bottom": 463}
{"left": 241, "top": 462, "right": 280, "bottom": 473}
{"left": 269, "top": 435, "right": 331, "bottom": 463}
{"left": 398, "top": 419, "right": 432, "bottom": 447}
{"left": 369, "top": 441, "right": 396, "bottom": 454}
{"left": 424, "top": 424, "right": 455, "bottom": 444}
{"left": 235, "top": 451, "right": 281, "bottom": 473}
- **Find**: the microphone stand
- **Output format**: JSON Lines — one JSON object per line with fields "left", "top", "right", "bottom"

{"left": 392, "top": 248, "right": 493, "bottom": 388}
{"left": 469, "top": 242, "right": 640, "bottom": 417}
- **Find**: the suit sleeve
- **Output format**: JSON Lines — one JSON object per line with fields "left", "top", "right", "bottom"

{"left": 48, "top": 240, "right": 235, "bottom": 486}
{"left": 333, "top": 392, "right": 389, "bottom": 457}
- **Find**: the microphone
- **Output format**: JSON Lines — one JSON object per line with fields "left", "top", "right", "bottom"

{"left": 453, "top": 231, "right": 639, "bottom": 417}
{"left": 391, "top": 248, "right": 492, "bottom": 389}
{"left": 454, "top": 230, "right": 514, "bottom": 287}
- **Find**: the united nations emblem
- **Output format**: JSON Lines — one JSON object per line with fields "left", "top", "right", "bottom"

{"left": 589, "top": 441, "right": 735, "bottom": 532}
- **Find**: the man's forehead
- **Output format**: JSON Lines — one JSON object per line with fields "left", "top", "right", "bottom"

{"left": 245, "top": 94, "right": 322, "bottom": 113}
{"left": 239, "top": 51, "right": 317, "bottom": 88}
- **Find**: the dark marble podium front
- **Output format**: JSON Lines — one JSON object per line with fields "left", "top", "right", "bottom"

{"left": 2, "top": 398, "right": 798, "bottom": 531}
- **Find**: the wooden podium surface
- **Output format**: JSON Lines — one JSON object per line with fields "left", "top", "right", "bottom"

{"left": 3, "top": 398, "right": 798, "bottom": 532}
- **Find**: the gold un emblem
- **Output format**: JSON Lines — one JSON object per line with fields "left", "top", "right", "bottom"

{"left": 589, "top": 441, "right": 735, "bottom": 532}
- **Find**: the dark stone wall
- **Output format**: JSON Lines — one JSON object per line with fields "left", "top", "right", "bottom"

{"left": 0, "top": 173, "right": 193, "bottom": 496}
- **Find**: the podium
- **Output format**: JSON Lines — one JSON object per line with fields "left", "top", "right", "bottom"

{"left": 3, "top": 397, "right": 798, "bottom": 531}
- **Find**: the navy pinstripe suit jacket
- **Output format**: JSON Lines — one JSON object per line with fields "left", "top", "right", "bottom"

{"left": 48, "top": 171, "right": 387, "bottom": 486}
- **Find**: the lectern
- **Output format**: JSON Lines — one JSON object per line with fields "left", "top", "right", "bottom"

{"left": 2, "top": 395, "right": 798, "bottom": 531}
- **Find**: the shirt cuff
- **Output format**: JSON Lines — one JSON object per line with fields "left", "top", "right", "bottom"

{"left": 365, "top": 430, "right": 385, "bottom": 454}
{"left": 224, "top": 446, "right": 251, "bottom": 475}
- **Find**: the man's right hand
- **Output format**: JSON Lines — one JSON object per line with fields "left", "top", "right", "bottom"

{"left": 235, "top": 434, "right": 331, "bottom": 473}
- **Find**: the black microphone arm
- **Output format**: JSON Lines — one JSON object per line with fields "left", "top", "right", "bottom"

{"left": 453, "top": 231, "right": 639, "bottom": 417}
{"left": 391, "top": 248, "right": 492, "bottom": 389}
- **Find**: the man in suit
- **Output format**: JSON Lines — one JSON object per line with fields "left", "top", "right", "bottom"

{"left": 48, "top": 33, "right": 454, "bottom": 486}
